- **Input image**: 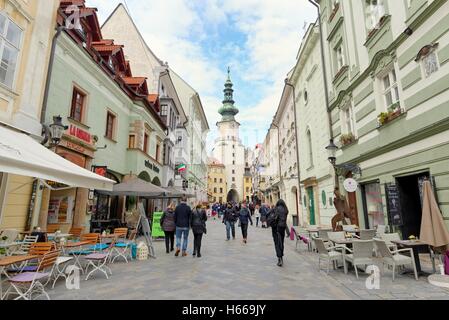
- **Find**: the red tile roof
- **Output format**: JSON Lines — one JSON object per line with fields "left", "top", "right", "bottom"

{"left": 92, "top": 44, "right": 123, "bottom": 54}
{"left": 147, "top": 94, "right": 159, "bottom": 104}
{"left": 123, "top": 77, "right": 147, "bottom": 86}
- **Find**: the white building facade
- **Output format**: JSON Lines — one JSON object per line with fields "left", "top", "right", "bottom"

{"left": 212, "top": 70, "right": 245, "bottom": 202}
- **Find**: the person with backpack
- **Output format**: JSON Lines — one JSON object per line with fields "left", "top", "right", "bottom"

{"left": 268, "top": 199, "right": 291, "bottom": 267}
{"left": 190, "top": 203, "right": 208, "bottom": 258}
{"left": 239, "top": 202, "right": 253, "bottom": 244}
{"left": 160, "top": 202, "right": 176, "bottom": 254}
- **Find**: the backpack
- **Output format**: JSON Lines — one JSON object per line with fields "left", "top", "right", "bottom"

{"left": 266, "top": 208, "right": 279, "bottom": 227}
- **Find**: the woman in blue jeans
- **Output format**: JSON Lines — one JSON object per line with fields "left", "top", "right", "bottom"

{"left": 174, "top": 196, "right": 192, "bottom": 257}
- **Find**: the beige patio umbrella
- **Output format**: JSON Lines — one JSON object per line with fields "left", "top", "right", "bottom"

{"left": 420, "top": 180, "right": 449, "bottom": 252}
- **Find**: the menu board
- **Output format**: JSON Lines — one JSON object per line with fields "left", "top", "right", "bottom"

{"left": 385, "top": 184, "right": 403, "bottom": 226}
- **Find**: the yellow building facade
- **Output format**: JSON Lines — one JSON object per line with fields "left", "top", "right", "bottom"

{"left": 207, "top": 160, "right": 227, "bottom": 204}
{"left": 0, "top": 0, "right": 59, "bottom": 231}
{"left": 243, "top": 174, "right": 253, "bottom": 203}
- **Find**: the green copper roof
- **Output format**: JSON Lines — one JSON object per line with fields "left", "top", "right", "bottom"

{"left": 219, "top": 67, "right": 239, "bottom": 121}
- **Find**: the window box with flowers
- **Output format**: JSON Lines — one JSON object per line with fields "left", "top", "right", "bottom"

{"left": 340, "top": 133, "right": 357, "bottom": 147}
{"left": 377, "top": 102, "right": 404, "bottom": 127}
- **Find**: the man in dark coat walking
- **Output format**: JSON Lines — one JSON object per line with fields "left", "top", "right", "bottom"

{"left": 174, "top": 196, "right": 192, "bottom": 257}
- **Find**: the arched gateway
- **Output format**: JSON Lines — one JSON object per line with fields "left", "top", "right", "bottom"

{"left": 227, "top": 189, "right": 239, "bottom": 203}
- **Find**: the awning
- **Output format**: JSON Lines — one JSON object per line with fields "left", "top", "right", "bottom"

{"left": 0, "top": 124, "right": 114, "bottom": 191}
{"left": 98, "top": 177, "right": 168, "bottom": 197}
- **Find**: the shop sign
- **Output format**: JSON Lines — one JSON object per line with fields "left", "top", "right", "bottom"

{"left": 92, "top": 166, "right": 108, "bottom": 177}
{"left": 344, "top": 178, "right": 358, "bottom": 193}
{"left": 68, "top": 125, "right": 92, "bottom": 144}
{"left": 145, "top": 160, "right": 160, "bottom": 174}
{"left": 385, "top": 184, "right": 403, "bottom": 226}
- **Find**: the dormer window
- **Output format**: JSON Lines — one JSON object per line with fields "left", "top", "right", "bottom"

{"left": 108, "top": 56, "right": 114, "bottom": 69}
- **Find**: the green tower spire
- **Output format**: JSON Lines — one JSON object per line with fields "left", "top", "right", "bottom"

{"left": 219, "top": 67, "right": 239, "bottom": 121}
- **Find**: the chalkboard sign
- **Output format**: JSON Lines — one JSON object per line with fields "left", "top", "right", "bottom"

{"left": 385, "top": 184, "right": 403, "bottom": 226}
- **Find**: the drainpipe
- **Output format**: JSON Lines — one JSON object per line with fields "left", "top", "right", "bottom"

{"left": 40, "top": 26, "right": 66, "bottom": 145}
{"left": 284, "top": 80, "right": 303, "bottom": 223}
{"left": 309, "top": 0, "right": 339, "bottom": 189}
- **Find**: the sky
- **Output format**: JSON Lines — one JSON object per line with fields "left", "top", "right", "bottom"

{"left": 88, "top": 0, "right": 317, "bottom": 153}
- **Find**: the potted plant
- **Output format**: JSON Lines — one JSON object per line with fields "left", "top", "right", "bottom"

{"left": 340, "top": 133, "right": 356, "bottom": 146}
{"left": 0, "top": 235, "right": 8, "bottom": 244}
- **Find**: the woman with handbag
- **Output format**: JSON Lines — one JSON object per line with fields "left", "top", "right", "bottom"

{"left": 160, "top": 202, "right": 177, "bottom": 254}
{"left": 190, "top": 203, "right": 208, "bottom": 258}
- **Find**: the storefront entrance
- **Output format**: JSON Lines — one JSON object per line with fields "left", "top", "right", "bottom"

{"left": 396, "top": 172, "right": 430, "bottom": 240}
{"left": 307, "top": 187, "right": 316, "bottom": 225}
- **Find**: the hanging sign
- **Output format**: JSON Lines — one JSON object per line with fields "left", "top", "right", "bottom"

{"left": 344, "top": 178, "right": 358, "bottom": 193}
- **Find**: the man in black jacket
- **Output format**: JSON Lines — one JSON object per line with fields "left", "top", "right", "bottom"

{"left": 174, "top": 196, "right": 192, "bottom": 257}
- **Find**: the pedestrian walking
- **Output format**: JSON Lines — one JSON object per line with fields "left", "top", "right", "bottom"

{"left": 239, "top": 202, "right": 253, "bottom": 244}
{"left": 270, "top": 199, "right": 290, "bottom": 267}
{"left": 160, "top": 202, "right": 176, "bottom": 254}
{"left": 222, "top": 202, "right": 237, "bottom": 241}
{"left": 191, "top": 203, "right": 208, "bottom": 258}
{"left": 260, "top": 203, "right": 269, "bottom": 228}
{"left": 254, "top": 204, "right": 261, "bottom": 227}
{"left": 174, "top": 195, "right": 192, "bottom": 257}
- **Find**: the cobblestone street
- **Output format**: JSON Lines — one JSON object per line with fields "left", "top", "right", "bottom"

{"left": 49, "top": 220, "right": 449, "bottom": 300}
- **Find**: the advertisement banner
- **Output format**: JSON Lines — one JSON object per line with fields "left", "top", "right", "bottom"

{"left": 151, "top": 212, "right": 165, "bottom": 238}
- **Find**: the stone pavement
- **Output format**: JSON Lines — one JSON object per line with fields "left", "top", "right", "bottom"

{"left": 48, "top": 219, "right": 449, "bottom": 300}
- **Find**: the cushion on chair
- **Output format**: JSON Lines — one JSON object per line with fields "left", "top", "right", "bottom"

{"left": 115, "top": 243, "right": 129, "bottom": 248}
{"left": 9, "top": 272, "right": 50, "bottom": 283}
{"left": 393, "top": 254, "right": 412, "bottom": 264}
{"left": 85, "top": 253, "right": 107, "bottom": 260}
{"left": 89, "top": 244, "right": 109, "bottom": 251}
{"left": 7, "top": 266, "right": 38, "bottom": 273}
{"left": 68, "top": 250, "right": 93, "bottom": 255}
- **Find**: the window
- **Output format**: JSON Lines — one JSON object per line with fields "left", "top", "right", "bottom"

{"left": 214, "top": 178, "right": 217, "bottom": 183}
{"left": 105, "top": 111, "right": 116, "bottom": 140}
{"left": 156, "top": 143, "right": 161, "bottom": 162}
{"left": 365, "top": 0, "right": 385, "bottom": 31}
{"left": 143, "top": 133, "right": 149, "bottom": 154}
{"left": 343, "top": 105, "right": 355, "bottom": 135}
{"left": 232, "top": 161, "right": 235, "bottom": 165}
{"left": 70, "top": 88, "right": 86, "bottom": 123}
{"left": 381, "top": 69, "right": 399, "bottom": 109}
{"left": 304, "top": 89, "right": 308, "bottom": 104}
{"left": 0, "top": 13, "right": 22, "bottom": 88}
{"left": 232, "top": 177, "right": 235, "bottom": 182}
{"left": 220, "top": 188, "right": 223, "bottom": 193}
{"left": 214, "top": 188, "right": 217, "bottom": 193}
{"left": 306, "top": 129, "right": 314, "bottom": 167}
{"left": 422, "top": 50, "right": 439, "bottom": 78}
{"left": 232, "top": 170, "right": 235, "bottom": 174}
{"left": 220, "top": 179, "right": 223, "bottom": 183}
{"left": 128, "top": 135, "right": 135, "bottom": 148}
{"left": 335, "top": 44, "right": 345, "bottom": 72}
{"left": 161, "top": 105, "right": 168, "bottom": 117}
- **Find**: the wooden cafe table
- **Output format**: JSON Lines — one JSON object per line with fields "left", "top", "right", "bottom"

{"left": 0, "top": 255, "right": 38, "bottom": 300}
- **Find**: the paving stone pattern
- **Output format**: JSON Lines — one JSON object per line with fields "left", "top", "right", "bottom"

{"left": 49, "top": 220, "right": 449, "bottom": 300}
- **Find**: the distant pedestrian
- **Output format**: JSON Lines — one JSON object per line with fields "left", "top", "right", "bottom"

{"left": 174, "top": 195, "right": 192, "bottom": 257}
{"left": 254, "top": 204, "right": 261, "bottom": 227}
{"left": 270, "top": 199, "right": 290, "bottom": 267}
{"left": 223, "top": 202, "right": 237, "bottom": 241}
{"left": 160, "top": 202, "right": 176, "bottom": 254}
{"left": 239, "top": 202, "right": 253, "bottom": 244}
{"left": 260, "top": 203, "right": 269, "bottom": 228}
{"left": 191, "top": 203, "right": 208, "bottom": 258}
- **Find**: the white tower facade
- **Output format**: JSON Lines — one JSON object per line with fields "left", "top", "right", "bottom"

{"left": 213, "top": 69, "right": 245, "bottom": 202}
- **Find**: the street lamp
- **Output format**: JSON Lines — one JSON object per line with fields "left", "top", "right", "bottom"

{"left": 49, "top": 115, "right": 68, "bottom": 146}
{"left": 326, "top": 139, "right": 338, "bottom": 166}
